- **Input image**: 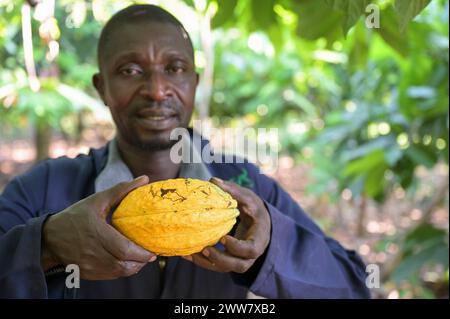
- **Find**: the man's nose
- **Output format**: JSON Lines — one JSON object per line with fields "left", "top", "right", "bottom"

{"left": 140, "top": 72, "right": 170, "bottom": 101}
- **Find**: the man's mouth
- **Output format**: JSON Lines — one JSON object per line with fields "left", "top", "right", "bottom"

{"left": 145, "top": 116, "right": 169, "bottom": 121}
{"left": 135, "top": 112, "right": 180, "bottom": 131}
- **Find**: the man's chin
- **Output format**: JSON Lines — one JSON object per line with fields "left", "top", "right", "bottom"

{"left": 121, "top": 124, "right": 187, "bottom": 152}
{"left": 138, "top": 140, "right": 177, "bottom": 151}
{"left": 130, "top": 135, "right": 179, "bottom": 152}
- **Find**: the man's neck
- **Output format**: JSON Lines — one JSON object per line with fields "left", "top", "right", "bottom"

{"left": 116, "top": 138, "right": 181, "bottom": 183}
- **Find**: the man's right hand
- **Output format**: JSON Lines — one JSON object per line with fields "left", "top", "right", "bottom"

{"left": 41, "top": 175, "right": 156, "bottom": 280}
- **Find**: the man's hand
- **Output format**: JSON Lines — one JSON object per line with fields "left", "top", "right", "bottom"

{"left": 183, "top": 177, "right": 271, "bottom": 274}
{"left": 41, "top": 175, "right": 156, "bottom": 280}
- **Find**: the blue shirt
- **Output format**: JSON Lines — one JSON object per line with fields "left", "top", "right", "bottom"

{"left": 0, "top": 137, "right": 370, "bottom": 298}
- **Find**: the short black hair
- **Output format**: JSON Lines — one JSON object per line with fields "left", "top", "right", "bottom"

{"left": 97, "top": 4, "right": 194, "bottom": 68}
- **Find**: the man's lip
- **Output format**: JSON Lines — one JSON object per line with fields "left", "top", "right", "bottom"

{"left": 137, "top": 114, "right": 177, "bottom": 120}
{"left": 135, "top": 115, "right": 179, "bottom": 131}
{"left": 136, "top": 109, "right": 178, "bottom": 118}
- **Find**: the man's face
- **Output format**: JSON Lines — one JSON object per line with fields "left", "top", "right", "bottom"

{"left": 94, "top": 21, "right": 198, "bottom": 151}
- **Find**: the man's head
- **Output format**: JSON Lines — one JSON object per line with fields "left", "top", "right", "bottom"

{"left": 93, "top": 4, "right": 199, "bottom": 151}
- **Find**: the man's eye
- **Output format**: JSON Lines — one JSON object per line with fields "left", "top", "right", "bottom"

{"left": 120, "top": 67, "right": 142, "bottom": 76}
{"left": 167, "top": 65, "right": 185, "bottom": 74}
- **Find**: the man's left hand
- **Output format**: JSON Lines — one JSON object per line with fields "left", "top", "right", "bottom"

{"left": 183, "top": 177, "right": 271, "bottom": 274}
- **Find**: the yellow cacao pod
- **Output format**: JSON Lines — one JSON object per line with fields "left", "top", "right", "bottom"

{"left": 112, "top": 178, "right": 239, "bottom": 256}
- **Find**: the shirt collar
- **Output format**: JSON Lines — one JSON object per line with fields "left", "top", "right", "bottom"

{"left": 95, "top": 131, "right": 212, "bottom": 193}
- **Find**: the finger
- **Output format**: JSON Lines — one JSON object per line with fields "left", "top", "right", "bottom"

{"left": 221, "top": 235, "right": 261, "bottom": 259}
{"left": 99, "top": 223, "right": 156, "bottom": 263}
{"left": 78, "top": 247, "right": 124, "bottom": 280}
{"left": 210, "top": 177, "right": 250, "bottom": 203}
{"left": 114, "top": 260, "right": 148, "bottom": 277}
{"left": 202, "top": 247, "right": 254, "bottom": 274}
{"left": 183, "top": 253, "right": 223, "bottom": 272}
{"left": 100, "top": 175, "right": 149, "bottom": 215}
{"left": 83, "top": 259, "right": 148, "bottom": 280}
{"left": 210, "top": 177, "right": 259, "bottom": 218}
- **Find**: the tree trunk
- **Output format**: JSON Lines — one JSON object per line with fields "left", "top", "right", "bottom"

{"left": 197, "top": 7, "right": 214, "bottom": 121}
{"left": 422, "top": 178, "right": 449, "bottom": 221}
{"left": 336, "top": 199, "right": 345, "bottom": 228}
{"left": 357, "top": 196, "right": 368, "bottom": 236}
{"left": 382, "top": 176, "right": 448, "bottom": 282}
{"left": 75, "top": 111, "right": 86, "bottom": 144}
{"left": 34, "top": 118, "right": 51, "bottom": 163}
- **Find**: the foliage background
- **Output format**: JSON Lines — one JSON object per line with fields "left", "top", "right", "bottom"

{"left": 0, "top": 0, "right": 448, "bottom": 298}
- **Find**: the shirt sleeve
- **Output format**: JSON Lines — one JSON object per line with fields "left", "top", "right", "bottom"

{"left": 0, "top": 164, "right": 50, "bottom": 298}
{"left": 235, "top": 168, "right": 371, "bottom": 299}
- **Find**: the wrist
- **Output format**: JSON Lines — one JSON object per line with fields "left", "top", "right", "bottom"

{"left": 41, "top": 215, "right": 61, "bottom": 271}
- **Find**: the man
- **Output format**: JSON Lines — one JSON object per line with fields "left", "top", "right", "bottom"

{"left": 0, "top": 4, "right": 370, "bottom": 298}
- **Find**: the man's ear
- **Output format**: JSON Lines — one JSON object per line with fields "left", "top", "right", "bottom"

{"left": 93, "top": 73, "right": 106, "bottom": 105}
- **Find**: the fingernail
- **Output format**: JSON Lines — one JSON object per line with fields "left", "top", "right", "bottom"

{"left": 182, "top": 256, "right": 192, "bottom": 261}
{"left": 135, "top": 175, "right": 147, "bottom": 181}
{"left": 220, "top": 237, "right": 226, "bottom": 245}
{"left": 211, "top": 177, "right": 224, "bottom": 184}
{"left": 202, "top": 249, "right": 210, "bottom": 257}
{"left": 149, "top": 255, "right": 157, "bottom": 262}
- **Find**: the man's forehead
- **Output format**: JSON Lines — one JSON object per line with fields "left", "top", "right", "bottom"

{"left": 111, "top": 20, "right": 187, "bottom": 40}
{"left": 102, "top": 21, "right": 192, "bottom": 57}
{"left": 119, "top": 9, "right": 188, "bottom": 40}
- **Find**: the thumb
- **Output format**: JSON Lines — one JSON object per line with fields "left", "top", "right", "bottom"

{"left": 210, "top": 177, "right": 241, "bottom": 199}
{"left": 101, "top": 175, "right": 149, "bottom": 217}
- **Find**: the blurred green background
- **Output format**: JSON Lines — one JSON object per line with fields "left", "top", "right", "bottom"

{"left": 0, "top": 0, "right": 448, "bottom": 298}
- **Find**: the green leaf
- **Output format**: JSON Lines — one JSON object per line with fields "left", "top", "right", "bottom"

{"left": 293, "top": 0, "right": 343, "bottom": 41}
{"left": 364, "top": 162, "right": 387, "bottom": 197}
{"left": 56, "top": 83, "right": 108, "bottom": 115}
{"left": 348, "top": 175, "right": 365, "bottom": 198}
{"left": 404, "top": 223, "right": 447, "bottom": 251}
{"left": 348, "top": 21, "right": 369, "bottom": 69}
{"left": 182, "top": 0, "right": 196, "bottom": 8}
{"left": 393, "top": 223, "right": 449, "bottom": 283}
{"left": 212, "top": 0, "right": 238, "bottom": 29}
{"left": 341, "top": 136, "right": 395, "bottom": 162}
{"left": 394, "top": 0, "right": 432, "bottom": 31}
{"left": 289, "top": 91, "right": 318, "bottom": 117}
{"left": 393, "top": 244, "right": 449, "bottom": 282}
{"left": 374, "top": 237, "right": 397, "bottom": 253}
{"left": 374, "top": 6, "right": 409, "bottom": 57}
{"left": 266, "top": 24, "right": 284, "bottom": 53}
{"left": 343, "top": 150, "right": 385, "bottom": 176}
{"left": 405, "top": 144, "right": 437, "bottom": 168}
{"left": 324, "top": 0, "right": 371, "bottom": 35}
{"left": 385, "top": 145, "right": 403, "bottom": 166}
{"left": 251, "top": 0, "right": 277, "bottom": 30}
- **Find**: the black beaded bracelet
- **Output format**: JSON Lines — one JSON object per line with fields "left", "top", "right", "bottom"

{"left": 44, "top": 264, "right": 65, "bottom": 276}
